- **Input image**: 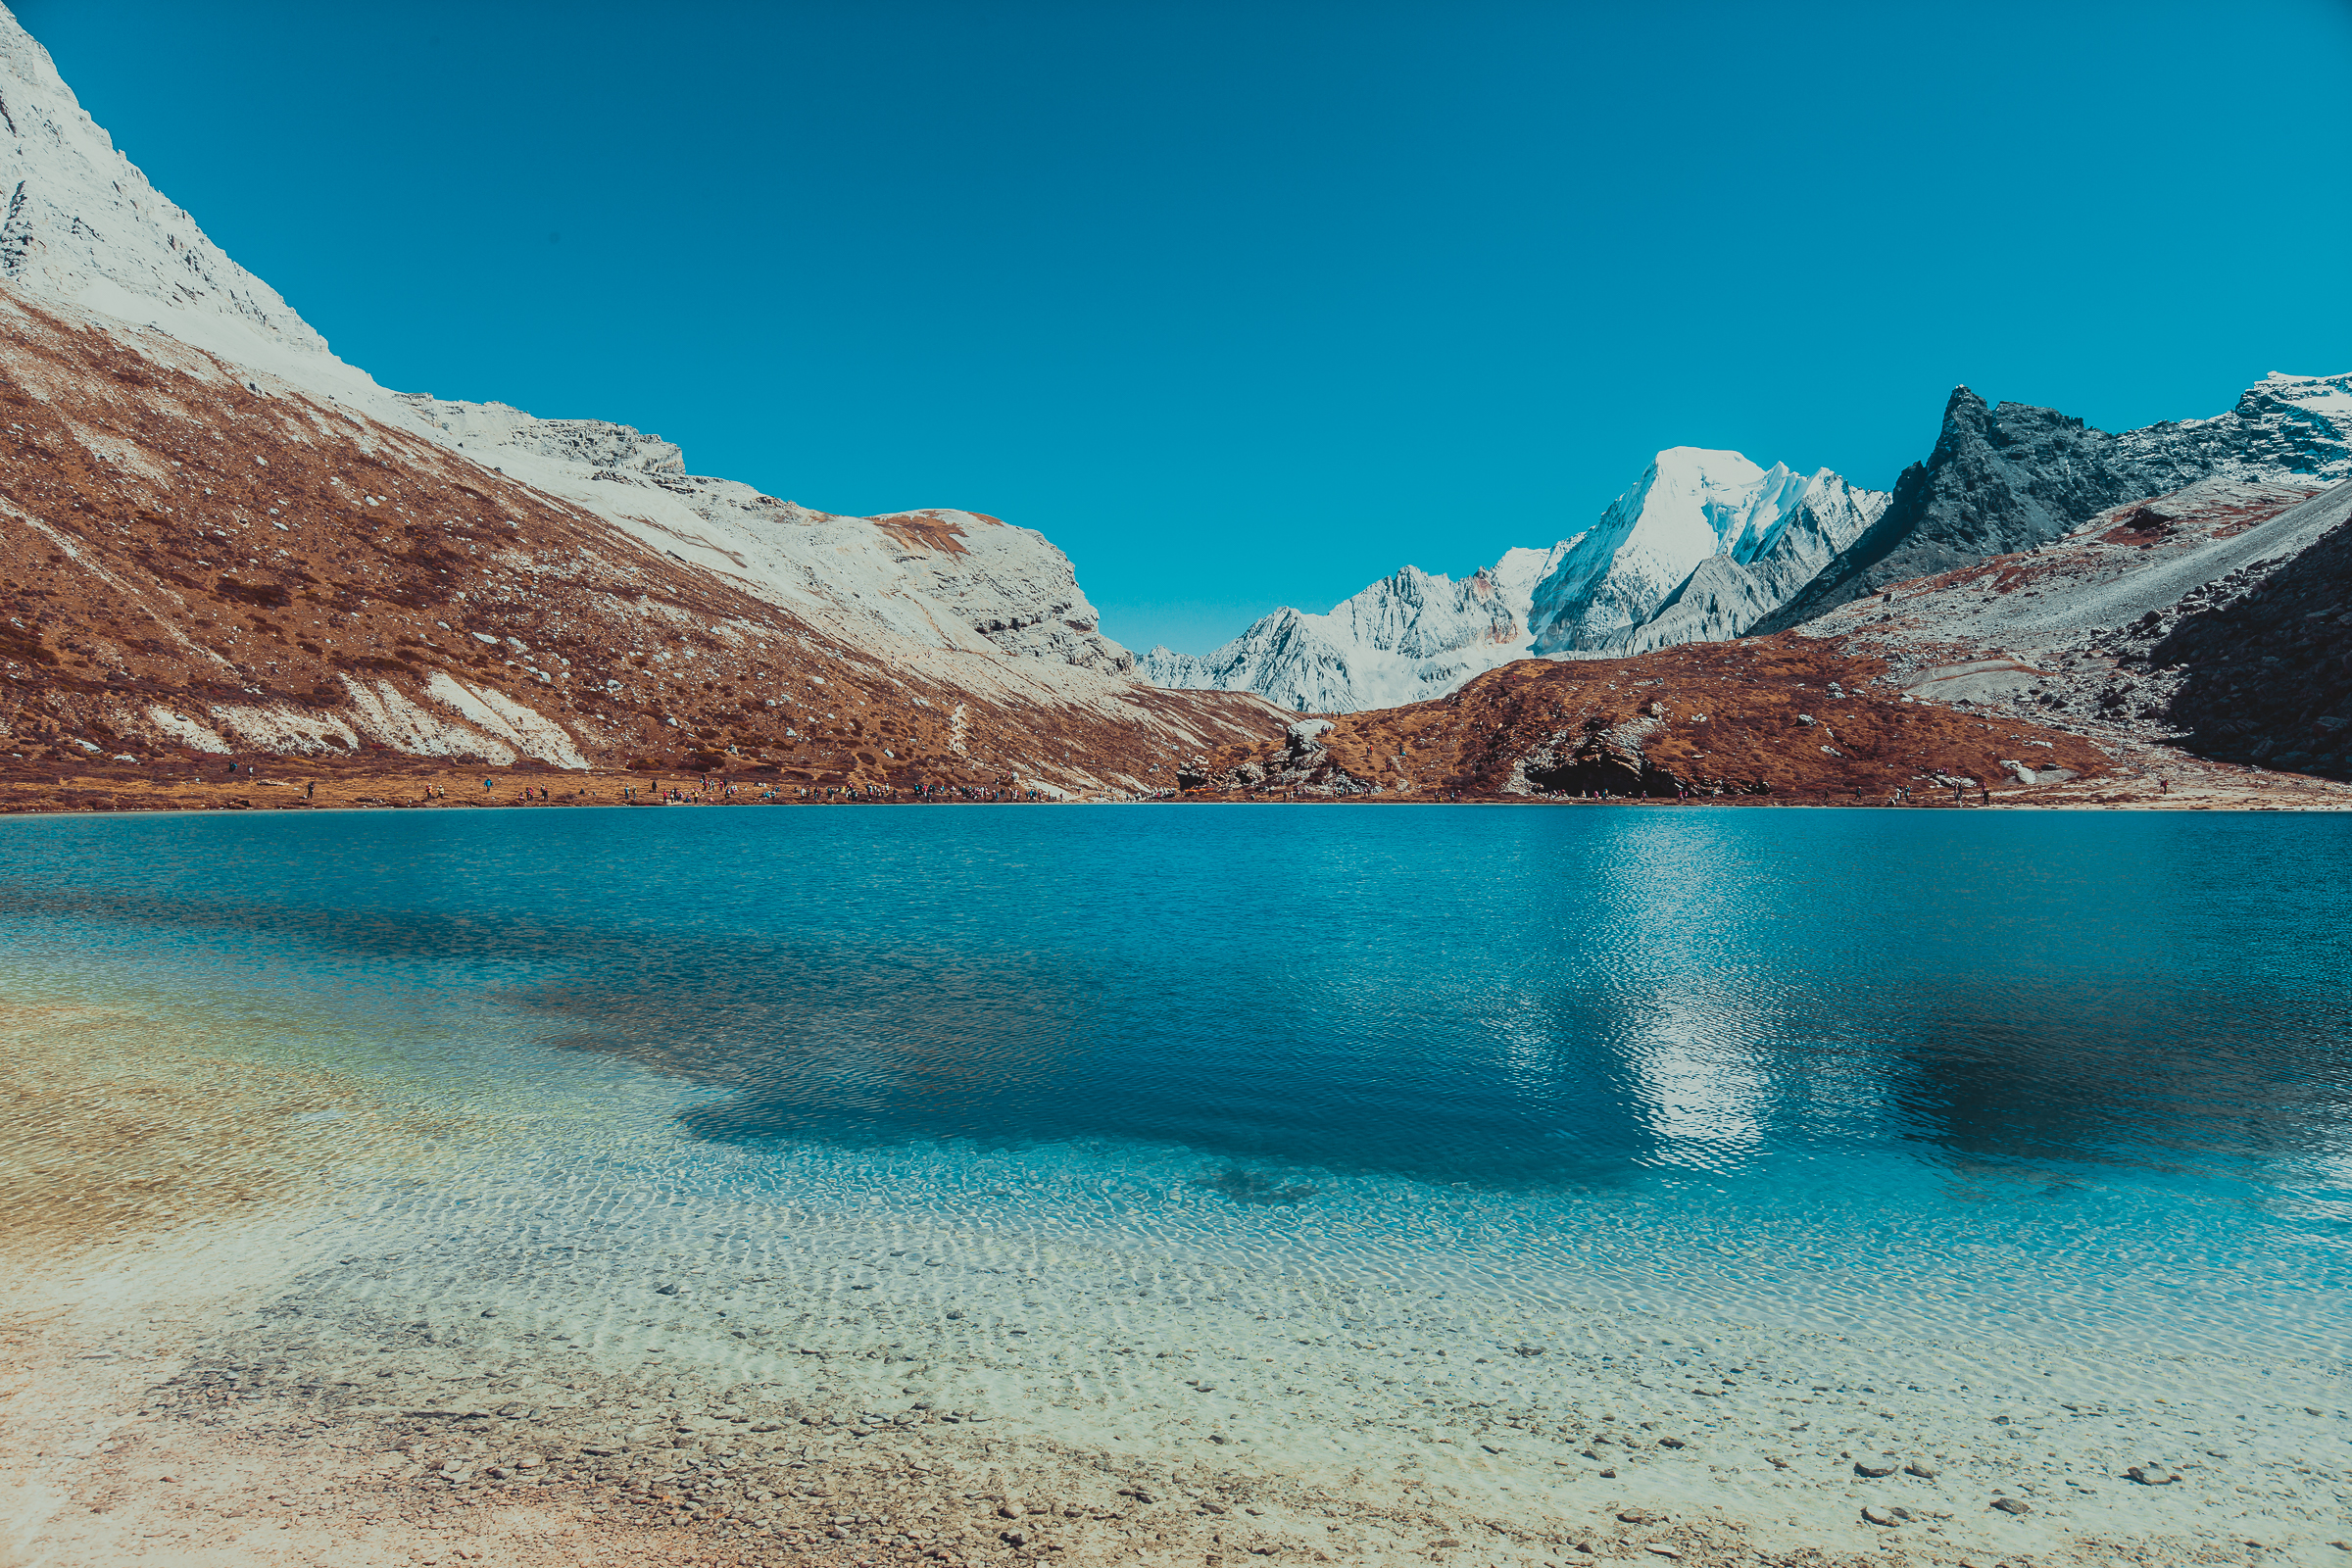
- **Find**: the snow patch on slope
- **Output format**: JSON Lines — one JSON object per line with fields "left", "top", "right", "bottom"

{"left": 0, "top": 10, "right": 387, "bottom": 407}
{"left": 341, "top": 676, "right": 515, "bottom": 763}
{"left": 144, "top": 707, "right": 230, "bottom": 754}
{"left": 424, "top": 672, "right": 590, "bottom": 769}
{"left": 205, "top": 703, "right": 362, "bottom": 756}
{"left": 396, "top": 395, "right": 1140, "bottom": 685}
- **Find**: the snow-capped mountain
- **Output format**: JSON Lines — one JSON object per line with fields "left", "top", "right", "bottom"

{"left": 1144, "top": 450, "right": 1886, "bottom": 712}
{"left": 0, "top": 16, "right": 363, "bottom": 391}
{"left": 396, "top": 396, "right": 1138, "bottom": 680}
{"left": 1138, "top": 547, "right": 1564, "bottom": 713}
{"left": 0, "top": 5, "right": 1280, "bottom": 791}
{"left": 1526, "top": 451, "right": 1886, "bottom": 654}
{"left": 0, "top": 8, "right": 1143, "bottom": 695}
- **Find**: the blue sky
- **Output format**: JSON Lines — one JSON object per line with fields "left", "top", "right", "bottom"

{"left": 21, "top": 1, "right": 2352, "bottom": 655}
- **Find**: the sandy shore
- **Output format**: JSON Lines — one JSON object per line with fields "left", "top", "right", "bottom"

{"left": 4, "top": 987, "right": 2347, "bottom": 1568}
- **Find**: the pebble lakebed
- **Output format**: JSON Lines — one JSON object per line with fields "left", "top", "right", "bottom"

{"left": 63, "top": 1114, "right": 2345, "bottom": 1568}
{"left": 8, "top": 808, "right": 2352, "bottom": 1564}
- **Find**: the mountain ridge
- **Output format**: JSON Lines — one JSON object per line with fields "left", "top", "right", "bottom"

{"left": 1756, "top": 373, "right": 2352, "bottom": 632}
{"left": 0, "top": 4, "right": 1281, "bottom": 794}
{"left": 1144, "top": 449, "right": 1886, "bottom": 712}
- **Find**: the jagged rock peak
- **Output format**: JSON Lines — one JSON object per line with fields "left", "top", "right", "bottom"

{"left": 1758, "top": 371, "right": 2352, "bottom": 632}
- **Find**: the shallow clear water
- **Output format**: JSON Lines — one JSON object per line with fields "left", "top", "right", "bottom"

{"left": 6, "top": 805, "right": 2348, "bottom": 1360}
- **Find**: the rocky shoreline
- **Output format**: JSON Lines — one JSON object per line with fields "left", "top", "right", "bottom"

{"left": 6, "top": 737, "right": 2350, "bottom": 817}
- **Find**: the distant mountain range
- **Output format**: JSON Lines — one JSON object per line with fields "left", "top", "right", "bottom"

{"left": 1141, "top": 452, "right": 1886, "bottom": 712}
{"left": 1148, "top": 375, "right": 2352, "bottom": 713}
{"left": 4, "top": 0, "right": 2350, "bottom": 803}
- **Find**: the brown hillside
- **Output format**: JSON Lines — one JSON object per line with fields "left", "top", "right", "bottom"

{"left": 1194, "top": 637, "right": 2109, "bottom": 801}
{"left": 0, "top": 293, "right": 1275, "bottom": 800}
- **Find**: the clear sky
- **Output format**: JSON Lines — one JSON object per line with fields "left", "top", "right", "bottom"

{"left": 20, "top": 1, "right": 2352, "bottom": 655}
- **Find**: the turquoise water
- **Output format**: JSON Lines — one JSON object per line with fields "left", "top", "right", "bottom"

{"left": 5, "top": 805, "right": 2348, "bottom": 1359}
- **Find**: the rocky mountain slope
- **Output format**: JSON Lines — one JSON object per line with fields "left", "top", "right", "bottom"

{"left": 395, "top": 394, "right": 1142, "bottom": 680}
{"left": 0, "top": 292, "right": 1275, "bottom": 794}
{"left": 0, "top": 6, "right": 1283, "bottom": 792}
{"left": 1144, "top": 450, "right": 1885, "bottom": 712}
{"left": 1757, "top": 375, "right": 2352, "bottom": 632}
{"left": 1786, "top": 475, "right": 2352, "bottom": 779}
{"left": 2149, "top": 484, "right": 2352, "bottom": 774}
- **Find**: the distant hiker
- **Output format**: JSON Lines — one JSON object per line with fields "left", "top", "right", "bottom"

{"left": 2160, "top": 777, "right": 2171, "bottom": 794}
{"left": 306, "top": 781, "right": 314, "bottom": 799}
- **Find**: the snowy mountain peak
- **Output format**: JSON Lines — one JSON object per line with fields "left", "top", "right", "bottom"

{"left": 2228, "top": 370, "right": 2352, "bottom": 475}
{"left": 0, "top": 6, "right": 367, "bottom": 392}
{"left": 1137, "top": 560, "right": 1532, "bottom": 712}
{"left": 1144, "top": 448, "right": 1886, "bottom": 711}
{"left": 0, "top": 2, "right": 1163, "bottom": 722}
{"left": 1524, "top": 448, "right": 1884, "bottom": 655}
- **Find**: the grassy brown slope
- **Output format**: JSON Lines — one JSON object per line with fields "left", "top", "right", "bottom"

{"left": 0, "top": 292, "right": 1273, "bottom": 797}
{"left": 1201, "top": 637, "right": 2109, "bottom": 800}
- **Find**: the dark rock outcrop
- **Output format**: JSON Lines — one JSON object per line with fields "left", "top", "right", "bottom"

{"left": 2153, "top": 479, "right": 2352, "bottom": 776}
{"left": 1760, "top": 381, "right": 2349, "bottom": 632}
{"left": 1519, "top": 714, "right": 1689, "bottom": 797}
